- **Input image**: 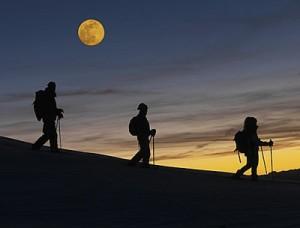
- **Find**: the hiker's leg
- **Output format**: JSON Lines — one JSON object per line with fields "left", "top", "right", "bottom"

{"left": 49, "top": 132, "right": 58, "bottom": 152}
{"left": 236, "top": 155, "right": 252, "bottom": 176}
{"left": 143, "top": 146, "right": 151, "bottom": 165}
{"left": 130, "top": 150, "right": 143, "bottom": 164}
{"left": 44, "top": 120, "right": 58, "bottom": 152}
{"left": 129, "top": 137, "right": 144, "bottom": 165}
{"left": 32, "top": 121, "right": 50, "bottom": 150}
{"left": 47, "top": 121, "right": 58, "bottom": 152}
{"left": 140, "top": 138, "right": 150, "bottom": 165}
{"left": 251, "top": 152, "right": 259, "bottom": 179}
{"left": 32, "top": 134, "right": 49, "bottom": 150}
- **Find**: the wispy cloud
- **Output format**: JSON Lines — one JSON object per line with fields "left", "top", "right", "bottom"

{"left": 201, "top": 150, "right": 234, "bottom": 158}
{"left": 0, "top": 121, "right": 38, "bottom": 136}
{"left": 0, "top": 89, "right": 159, "bottom": 103}
{"left": 156, "top": 151, "right": 195, "bottom": 161}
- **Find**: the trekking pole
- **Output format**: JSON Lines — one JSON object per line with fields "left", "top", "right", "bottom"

{"left": 56, "top": 117, "right": 59, "bottom": 129}
{"left": 152, "top": 135, "right": 155, "bottom": 165}
{"left": 260, "top": 146, "right": 268, "bottom": 175}
{"left": 58, "top": 118, "right": 62, "bottom": 150}
{"left": 234, "top": 149, "right": 241, "bottom": 163}
{"left": 149, "top": 135, "right": 153, "bottom": 164}
{"left": 235, "top": 150, "right": 241, "bottom": 163}
{"left": 270, "top": 145, "right": 274, "bottom": 179}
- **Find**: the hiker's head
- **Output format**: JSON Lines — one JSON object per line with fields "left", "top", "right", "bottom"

{"left": 46, "top": 81, "right": 56, "bottom": 97}
{"left": 47, "top": 81, "right": 56, "bottom": 92}
{"left": 137, "top": 103, "right": 148, "bottom": 116}
{"left": 244, "top": 117, "right": 258, "bottom": 133}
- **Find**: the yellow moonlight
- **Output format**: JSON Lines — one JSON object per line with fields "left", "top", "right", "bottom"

{"left": 78, "top": 19, "right": 105, "bottom": 46}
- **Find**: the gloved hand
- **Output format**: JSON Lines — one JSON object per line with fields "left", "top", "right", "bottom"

{"left": 269, "top": 140, "right": 274, "bottom": 147}
{"left": 57, "top": 109, "right": 64, "bottom": 119}
{"left": 58, "top": 113, "right": 64, "bottom": 119}
{"left": 150, "top": 129, "right": 156, "bottom": 137}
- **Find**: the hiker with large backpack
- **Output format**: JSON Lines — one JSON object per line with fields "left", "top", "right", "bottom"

{"left": 233, "top": 117, "right": 273, "bottom": 181}
{"left": 32, "top": 82, "right": 64, "bottom": 153}
{"left": 128, "top": 103, "right": 156, "bottom": 168}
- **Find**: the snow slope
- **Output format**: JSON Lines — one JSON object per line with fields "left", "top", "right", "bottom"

{"left": 0, "top": 136, "right": 299, "bottom": 228}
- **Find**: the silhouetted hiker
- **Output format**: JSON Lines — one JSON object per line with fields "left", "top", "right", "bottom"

{"left": 128, "top": 103, "right": 156, "bottom": 168}
{"left": 32, "top": 82, "right": 64, "bottom": 153}
{"left": 233, "top": 117, "right": 273, "bottom": 181}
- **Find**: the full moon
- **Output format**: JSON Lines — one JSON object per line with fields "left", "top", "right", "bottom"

{"left": 78, "top": 19, "right": 105, "bottom": 46}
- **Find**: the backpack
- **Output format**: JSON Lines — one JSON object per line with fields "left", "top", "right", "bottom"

{"left": 129, "top": 117, "right": 138, "bottom": 136}
{"left": 234, "top": 130, "right": 249, "bottom": 154}
{"left": 33, "top": 90, "right": 46, "bottom": 121}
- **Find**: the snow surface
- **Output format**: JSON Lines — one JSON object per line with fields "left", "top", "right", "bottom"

{"left": 0, "top": 136, "right": 299, "bottom": 228}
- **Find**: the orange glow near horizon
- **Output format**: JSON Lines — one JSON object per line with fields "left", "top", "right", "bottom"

{"left": 159, "top": 147, "right": 300, "bottom": 174}
{"left": 157, "top": 149, "right": 300, "bottom": 174}
{"left": 6, "top": 123, "right": 300, "bottom": 175}
{"left": 61, "top": 141, "right": 300, "bottom": 175}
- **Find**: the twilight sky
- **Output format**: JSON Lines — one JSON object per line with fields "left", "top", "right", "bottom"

{"left": 1, "top": 0, "right": 300, "bottom": 173}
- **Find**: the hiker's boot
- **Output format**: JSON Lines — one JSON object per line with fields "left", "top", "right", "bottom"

{"left": 232, "top": 170, "right": 242, "bottom": 180}
{"left": 127, "top": 161, "right": 136, "bottom": 167}
{"left": 31, "top": 144, "right": 40, "bottom": 151}
{"left": 141, "top": 163, "right": 150, "bottom": 168}
{"left": 51, "top": 148, "right": 61, "bottom": 153}
{"left": 251, "top": 175, "right": 258, "bottom": 182}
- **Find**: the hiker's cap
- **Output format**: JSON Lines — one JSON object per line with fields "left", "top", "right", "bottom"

{"left": 137, "top": 103, "right": 148, "bottom": 110}
{"left": 244, "top": 116, "right": 258, "bottom": 129}
{"left": 47, "top": 81, "right": 56, "bottom": 88}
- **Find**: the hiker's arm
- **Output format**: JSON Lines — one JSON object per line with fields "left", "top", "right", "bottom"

{"left": 259, "top": 139, "right": 273, "bottom": 147}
